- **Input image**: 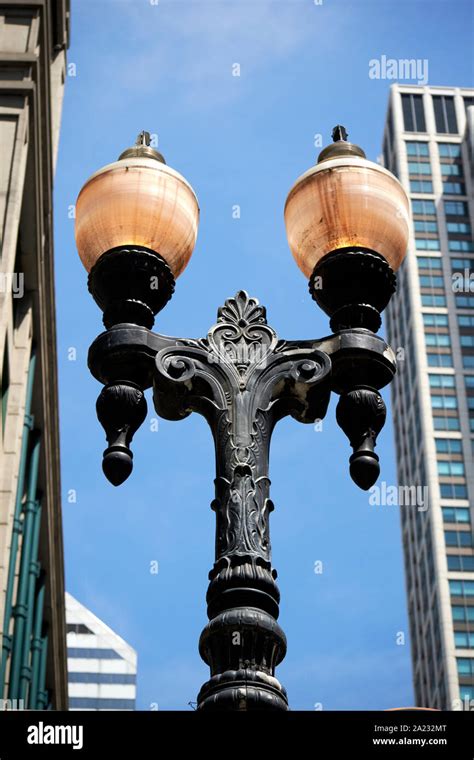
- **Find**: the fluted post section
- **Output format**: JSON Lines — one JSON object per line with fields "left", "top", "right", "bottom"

{"left": 197, "top": 401, "right": 288, "bottom": 710}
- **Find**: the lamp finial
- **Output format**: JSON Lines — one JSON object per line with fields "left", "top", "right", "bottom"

{"left": 118, "top": 131, "right": 165, "bottom": 163}
{"left": 136, "top": 130, "right": 151, "bottom": 147}
{"left": 316, "top": 126, "right": 365, "bottom": 163}
{"left": 332, "top": 125, "right": 348, "bottom": 142}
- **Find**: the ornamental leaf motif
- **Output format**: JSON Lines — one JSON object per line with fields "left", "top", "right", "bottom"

{"left": 209, "top": 291, "right": 278, "bottom": 387}
{"left": 217, "top": 290, "right": 267, "bottom": 328}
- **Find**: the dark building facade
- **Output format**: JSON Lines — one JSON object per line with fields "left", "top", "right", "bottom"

{"left": 0, "top": 0, "right": 70, "bottom": 709}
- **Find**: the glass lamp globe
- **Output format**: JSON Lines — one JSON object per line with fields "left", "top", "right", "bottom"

{"left": 284, "top": 127, "right": 410, "bottom": 278}
{"left": 75, "top": 133, "right": 199, "bottom": 279}
{"left": 284, "top": 126, "right": 410, "bottom": 332}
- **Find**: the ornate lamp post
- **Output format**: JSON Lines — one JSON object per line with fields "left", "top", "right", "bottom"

{"left": 75, "top": 127, "right": 409, "bottom": 711}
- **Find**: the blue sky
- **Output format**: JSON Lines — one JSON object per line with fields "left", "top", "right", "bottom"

{"left": 54, "top": 0, "right": 474, "bottom": 710}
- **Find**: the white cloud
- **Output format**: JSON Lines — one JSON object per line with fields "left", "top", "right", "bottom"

{"left": 102, "top": 0, "right": 342, "bottom": 109}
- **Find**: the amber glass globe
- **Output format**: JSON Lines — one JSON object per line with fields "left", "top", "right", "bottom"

{"left": 284, "top": 155, "right": 410, "bottom": 278}
{"left": 75, "top": 155, "right": 199, "bottom": 278}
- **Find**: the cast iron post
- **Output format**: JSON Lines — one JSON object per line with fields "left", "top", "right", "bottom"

{"left": 87, "top": 287, "right": 395, "bottom": 710}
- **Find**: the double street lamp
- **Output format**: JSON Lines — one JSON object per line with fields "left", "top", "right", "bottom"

{"left": 74, "top": 127, "right": 409, "bottom": 710}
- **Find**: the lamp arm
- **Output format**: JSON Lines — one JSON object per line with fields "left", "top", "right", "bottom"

{"left": 86, "top": 290, "right": 397, "bottom": 709}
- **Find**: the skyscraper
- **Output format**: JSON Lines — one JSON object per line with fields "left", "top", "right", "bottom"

{"left": 66, "top": 593, "right": 137, "bottom": 711}
{"left": 383, "top": 84, "right": 474, "bottom": 710}
{"left": 0, "top": 1, "right": 70, "bottom": 708}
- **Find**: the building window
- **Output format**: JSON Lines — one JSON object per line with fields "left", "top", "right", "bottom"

{"left": 450, "top": 581, "right": 474, "bottom": 597}
{"left": 457, "top": 658, "right": 474, "bottom": 676}
{"left": 68, "top": 672, "right": 137, "bottom": 684}
{"left": 420, "top": 275, "right": 445, "bottom": 290}
{"left": 438, "top": 462, "right": 465, "bottom": 477}
{"left": 449, "top": 223, "right": 472, "bottom": 234}
{"left": 387, "top": 105, "right": 394, "bottom": 144}
{"left": 413, "top": 199, "right": 436, "bottom": 215}
{"left": 411, "top": 180, "right": 433, "bottom": 193}
{"left": 459, "top": 315, "right": 474, "bottom": 327}
{"left": 402, "top": 93, "right": 426, "bottom": 132}
{"left": 448, "top": 555, "right": 474, "bottom": 571}
{"left": 426, "top": 335, "right": 452, "bottom": 349}
{"left": 416, "top": 240, "right": 441, "bottom": 252}
{"left": 465, "top": 375, "right": 474, "bottom": 385}
{"left": 452, "top": 605, "right": 474, "bottom": 621}
{"left": 445, "top": 531, "right": 472, "bottom": 551}
{"left": 68, "top": 697, "right": 135, "bottom": 709}
{"left": 406, "top": 141, "right": 430, "bottom": 157}
{"left": 409, "top": 161, "right": 432, "bottom": 175}
{"left": 429, "top": 374, "right": 455, "bottom": 388}
{"left": 460, "top": 686, "right": 474, "bottom": 701}
{"left": 432, "top": 394, "right": 457, "bottom": 413}
{"left": 415, "top": 221, "right": 439, "bottom": 234}
{"left": 433, "top": 416, "right": 459, "bottom": 430}
{"left": 445, "top": 200, "right": 468, "bottom": 216}
{"left": 443, "top": 181, "right": 465, "bottom": 195}
{"left": 440, "top": 484, "right": 468, "bottom": 499}
{"left": 67, "top": 647, "right": 124, "bottom": 659}
{"left": 456, "top": 633, "right": 474, "bottom": 650}
{"left": 456, "top": 295, "right": 474, "bottom": 308}
{"left": 424, "top": 314, "right": 449, "bottom": 327}
{"left": 428, "top": 353, "right": 453, "bottom": 368}
{"left": 422, "top": 295, "right": 447, "bottom": 307}
{"left": 436, "top": 438, "right": 462, "bottom": 453}
{"left": 66, "top": 623, "right": 93, "bottom": 635}
{"left": 433, "top": 95, "right": 458, "bottom": 134}
{"left": 463, "top": 356, "right": 474, "bottom": 369}
{"left": 450, "top": 240, "right": 474, "bottom": 252}
{"left": 443, "top": 506, "right": 470, "bottom": 523}
{"left": 441, "top": 163, "right": 462, "bottom": 176}
{"left": 461, "top": 336, "right": 474, "bottom": 347}
{"left": 453, "top": 258, "right": 474, "bottom": 270}
{"left": 438, "top": 143, "right": 462, "bottom": 158}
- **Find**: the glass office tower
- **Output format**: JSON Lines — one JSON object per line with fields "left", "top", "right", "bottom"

{"left": 383, "top": 84, "right": 474, "bottom": 709}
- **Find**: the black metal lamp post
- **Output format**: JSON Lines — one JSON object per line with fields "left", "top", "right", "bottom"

{"left": 76, "top": 127, "right": 410, "bottom": 711}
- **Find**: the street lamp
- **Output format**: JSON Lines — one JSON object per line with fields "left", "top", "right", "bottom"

{"left": 75, "top": 127, "right": 409, "bottom": 711}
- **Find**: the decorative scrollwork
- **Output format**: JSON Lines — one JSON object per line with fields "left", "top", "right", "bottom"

{"left": 291, "top": 359, "right": 321, "bottom": 382}
{"left": 89, "top": 285, "right": 396, "bottom": 712}
{"left": 89, "top": 274, "right": 395, "bottom": 710}
{"left": 207, "top": 290, "right": 278, "bottom": 388}
{"left": 150, "top": 291, "right": 332, "bottom": 710}
{"left": 159, "top": 352, "right": 196, "bottom": 383}
{"left": 217, "top": 290, "right": 266, "bottom": 328}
